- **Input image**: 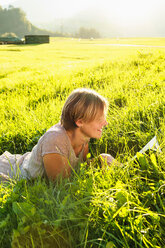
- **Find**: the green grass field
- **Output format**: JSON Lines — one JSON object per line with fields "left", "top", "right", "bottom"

{"left": 0, "top": 38, "right": 165, "bottom": 247}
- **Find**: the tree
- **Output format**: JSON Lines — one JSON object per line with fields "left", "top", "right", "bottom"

{"left": 1, "top": 32, "right": 18, "bottom": 37}
{"left": 0, "top": 6, "right": 56, "bottom": 38}
{"left": 75, "top": 27, "right": 101, "bottom": 39}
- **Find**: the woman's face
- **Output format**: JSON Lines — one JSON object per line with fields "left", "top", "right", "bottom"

{"left": 78, "top": 110, "right": 108, "bottom": 139}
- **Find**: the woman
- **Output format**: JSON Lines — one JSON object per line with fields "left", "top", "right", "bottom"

{"left": 0, "top": 88, "right": 114, "bottom": 182}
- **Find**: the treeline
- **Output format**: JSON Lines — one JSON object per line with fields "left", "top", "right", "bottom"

{"left": 0, "top": 5, "right": 57, "bottom": 38}
{"left": 75, "top": 27, "right": 100, "bottom": 39}
{"left": 0, "top": 5, "right": 101, "bottom": 39}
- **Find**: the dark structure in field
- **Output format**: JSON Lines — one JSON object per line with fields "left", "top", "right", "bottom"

{"left": 25, "top": 35, "right": 49, "bottom": 44}
{"left": 0, "top": 37, "right": 23, "bottom": 45}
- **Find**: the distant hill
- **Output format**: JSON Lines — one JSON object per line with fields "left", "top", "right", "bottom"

{"left": 0, "top": 5, "right": 57, "bottom": 38}
{"left": 28, "top": 7, "right": 165, "bottom": 38}
{"left": 35, "top": 9, "right": 120, "bottom": 38}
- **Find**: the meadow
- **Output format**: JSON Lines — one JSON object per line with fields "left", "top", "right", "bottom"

{"left": 0, "top": 37, "right": 165, "bottom": 247}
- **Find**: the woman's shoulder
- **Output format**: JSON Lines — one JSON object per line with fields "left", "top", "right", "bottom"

{"left": 40, "top": 123, "right": 70, "bottom": 157}
{"left": 47, "top": 123, "right": 64, "bottom": 134}
{"left": 42, "top": 123, "right": 68, "bottom": 144}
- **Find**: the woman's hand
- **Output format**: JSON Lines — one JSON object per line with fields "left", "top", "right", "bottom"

{"left": 99, "top": 153, "right": 123, "bottom": 168}
{"left": 99, "top": 153, "right": 115, "bottom": 166}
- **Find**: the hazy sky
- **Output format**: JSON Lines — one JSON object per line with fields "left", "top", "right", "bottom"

{"left": 0, "top": 0, "right": 164, "bottom": 25}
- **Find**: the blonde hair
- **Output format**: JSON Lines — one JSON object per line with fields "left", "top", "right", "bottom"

{"left": 61, "top": 88, "right": 108, "bottom": 130}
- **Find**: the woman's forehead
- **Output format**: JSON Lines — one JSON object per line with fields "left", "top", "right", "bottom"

{"left": 93, "top": 109, "right": 106, "bottom": 120}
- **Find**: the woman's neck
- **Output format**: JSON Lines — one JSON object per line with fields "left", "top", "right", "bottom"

{"left": 66, "top": 128, "right": 89, "bottom": 149}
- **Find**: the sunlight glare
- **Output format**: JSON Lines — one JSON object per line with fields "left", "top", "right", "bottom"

{"left": 102, "top": 0, "right": 156, "bottom": 26}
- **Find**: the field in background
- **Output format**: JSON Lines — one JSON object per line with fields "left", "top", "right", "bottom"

{"left": 0, "top": 38, "right": 165, "bottom": 247}
{"left": 0, "top": 37, "right": 165, "bottom": 155}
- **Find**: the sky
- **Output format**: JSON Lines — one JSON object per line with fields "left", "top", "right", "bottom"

{"left": 0, "top": 0, "right": 164, "bottom": 33}
{"left": 0, "top": 0, "right": 164, "bottom": 20}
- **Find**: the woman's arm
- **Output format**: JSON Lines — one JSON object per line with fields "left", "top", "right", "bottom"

{"left": 43, "top": 153, "right": 71, "bottom": 180}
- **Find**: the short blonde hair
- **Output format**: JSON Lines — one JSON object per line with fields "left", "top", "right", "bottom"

{"left": 61, "top": 88, "right": 108, "bottom": 130}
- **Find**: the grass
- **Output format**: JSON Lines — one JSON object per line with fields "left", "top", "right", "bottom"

{"left": 0, "top": 38, "right": 165, "bottom": 247}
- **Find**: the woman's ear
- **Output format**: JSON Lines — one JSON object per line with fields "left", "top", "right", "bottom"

{"left": 75, "top": 119, "right": 84, "bottom": 128}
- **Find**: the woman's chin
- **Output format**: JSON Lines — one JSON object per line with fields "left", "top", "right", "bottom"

{"left": 95, "top": 133, "right": 102, "bottom": 139}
